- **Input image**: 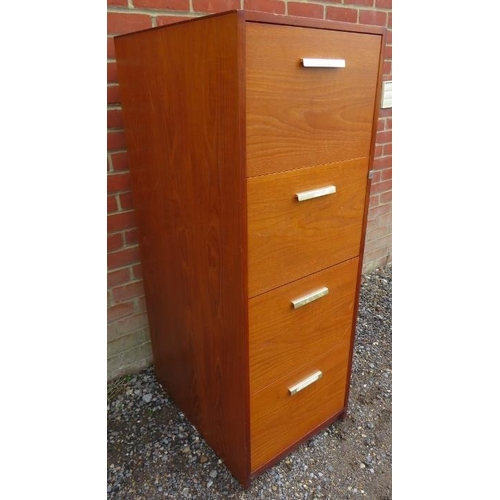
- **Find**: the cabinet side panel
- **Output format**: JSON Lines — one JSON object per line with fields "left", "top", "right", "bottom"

{"left": 114, "top": 12, "right": 249, "bottom": 483}
{"left": 343, "top": 31, "right": 385, "bottom": 414}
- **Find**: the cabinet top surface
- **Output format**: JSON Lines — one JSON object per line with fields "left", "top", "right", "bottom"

{"left": 114, "top": 9, "right": 385, "bottom": 40}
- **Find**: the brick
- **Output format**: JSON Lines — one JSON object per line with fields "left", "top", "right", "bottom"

{"left": 131, "top": 352, "right": 153, "bottom": 368}
{"left": 383, "top": 143, "right": 392, "bottom": 156}
{"left": 376, "top": 253, "right": 391, "bottom": 267}
{"left": 108, "top": 130, "right": 127, "bottom": 151}
{"left": 380, "top": 190, "right": 392, "bottom": 204}
{"left": 383, "top": 61, "right": 391, "bottom": 76}
{"left": 287, "top": 2, "right": 324, "bottom": 19}
{"left": 376, "top": 212, "right": 392, "bottom": 227}
{"left": 376, "top": 130, "right": 392, "bottom": 144}
{"left": 374, "top": 144, "right": 383, "bottom": 158}
{"left": 326, "top": 6, "right": 357, "bottom": 23}
{"left": 108, "top": 329, "right": 149, "bottom": 357}
{"left": 108, "top": 268, "right": 131, "bottom": 289}
{"left": 108, "top": 172, "right": 132, "bottom": 193}
{"left": 110, "top": 151, "right": 129, "bottom": 172}
{"left": 368, "top": 202, "right": 391, "bottom": 220}
{"left": 370, "top": 179, "right": 392, "bottom": 195}
{"left": 381, "top": 167, "right": 392, "bottom": 181}
{"left": 384, "top": 44, "right": 392, "bottom": 61}
{"left": 385, "top": 118, "right": 392, "bottom": 130}
{"left": 108, "top": 246, "right": 141, "bottom": 270}
{"left": 107, "top": 85, "right": 121, "bottom": 105}
{"left": 107, "top": 61, "right": 118, "bottom": 84}
{"left": 363, "top": 255, "right": 388, "bottom": 273}
{"left": 108, "top": 211, "right": 137, "bottom": 234}
{"left": 193, "top": 0, "right": 239, "bottom": 12}
{"left": 121, "top": 342, "right": 153, "bottom": 365}
{"left": 366, "top": 218, "right": 378, "bottom": 232}
{"left": 359, "top": 10, "right": 387, "bottom": 26}
{"left": 107, "top": 356, "right": 125, "bottom": 380}
{"left": 367, "top": 224, "right": 389, "bottom": 241}
{"left": 386, "top": 29, "right": 392, "bottom": 44}
{"left": 108, "top": 301, "right": 135, "bottom": 323}
{"left": 107, "top": 12, "right": 152, "bottom": 35}
{"left": 364, "top": 235, "right": 390, "bottom": 254}
{"left": 363, "top": 249, "right": 391, "bottom": 270}
{"left": 107, "top": 37, "right": 116, "bottom": 59}
{"left": 120, "top": 191, "right": 135, "bottom": 211}
{"left": 364, "top": 243, "right": 389, "bottom": 263}
{"left": 132, "top": 264, "right": 143, "bottom": 281}
{"left": 371, "top": 170, "right": 381, "bottom": 184}
{"left": 108, "top": 0, "right": 127, "bottom": 5}
{"left": 134, "top": 0, "right": 189, "bottom": 10}
{"left": 108, "top": 353, "right": 153, "bottom": 382}
{"left": 111, "top": 313, "right": 149, "bottom": 337}
{"left": 108, "top": 232, "right": 124, "bottom": 252}
{"left": 113, "top": 281, "right": 145, "bottom": 303}
{"left": 379, "top": 107, "right": 392, "bottom": 118}
{"left": 245, "top": 0, "right": 285, "bottom": 15}
{"left": 369, "top": 194, "right": 380, "bottom": 208}
{"left": 108, "top": 326, "right": 148, "bottom": 348}
{"left": 373, "top": 155, "right": 391, "bottom": 170}
{"left": 388, "top": 12, "right": 392, "bottom": 28}
{"left": 137, "top": 296, "right": 148, "bottom": 313}
{"left": 375, "top": 0, "right": 391, "bottom": 7}
{"left": 108, "top": 109, "right": 123, "bottom": 129}
{"left": 125, "top": 227, "right": 139, "bottom": 246}
{"left": 344, "top": 0, "right": 373, "bottom": 6}
{"left": 108, "top": 194, "right": 119, "bottom": 213}
{"left": 377, "top": 119, "right": 385, "bottom": 132}
{"left": 156, "top": 16, "right": 192, "bottom": 26}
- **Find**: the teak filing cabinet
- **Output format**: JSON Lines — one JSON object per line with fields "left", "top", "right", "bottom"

{"left": 114, "top": 9, "right": 385, "bottom": 487}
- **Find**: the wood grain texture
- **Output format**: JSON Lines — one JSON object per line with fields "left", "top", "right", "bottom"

{"left": 342, "top": 28, "right": 387, "bottom": 417}
{"left": 246, "top": 22, "right": 381, "bottom": 176}
{"left": 250, "top": 348, "right": 349, "bottom": 471}
{"left": 114, "top": 11, "right": 250, "bottom": 485}
{"left": 244, "top": 10, "right": 385, "bottom": 35}
{"left": 248, "top": 158, "right": 368, "bottom": 297}
{"left": 249, "top": 257, "right": 358, "bottom": 394}
{"left": 250, "top": 407, "right": 345, "bottom": 480}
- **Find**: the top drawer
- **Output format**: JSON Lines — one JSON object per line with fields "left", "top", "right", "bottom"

{"left": 246, "top": 23, "right": 381, "bottom": 177}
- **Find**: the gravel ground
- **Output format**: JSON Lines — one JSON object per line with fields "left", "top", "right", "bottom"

{"left": 107, "top": 264, "right": 392, "bottom": 499}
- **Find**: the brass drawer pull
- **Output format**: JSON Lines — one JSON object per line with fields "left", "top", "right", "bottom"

{"left": 291, "top": 286, "right": 329, "bottom": 309}
{"left": 288, "top": 370, "right": 323, "bottom": 396}
{"left": 301, "top": 58, "right": 346, "bottom": 68}
{"left": 296, "top": 185, "right": 336, "bottom": 202}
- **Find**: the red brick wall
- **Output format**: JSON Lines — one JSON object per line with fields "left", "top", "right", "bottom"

{"left": 107, "top": 0, "right": 392, "bottom": 380}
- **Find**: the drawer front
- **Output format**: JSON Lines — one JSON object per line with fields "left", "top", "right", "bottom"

{"left": 249, "top": 257, "right": 358, "bottom": 394}
{"left": 248, "top": 158, "right": 367, "bottom": 297}
{"left": 246, "top": 22, "right": 381, "bottom": 177}
{"left": 250, "top": 349, "right": 348, "bottom": 471}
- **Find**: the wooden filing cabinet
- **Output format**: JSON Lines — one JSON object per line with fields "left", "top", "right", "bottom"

{"left": 114, "top": 10, "right": 384, "bottom": 487}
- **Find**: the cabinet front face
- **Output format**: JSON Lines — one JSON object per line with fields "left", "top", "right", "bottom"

{"left": 249, "top": 257, "right": 359, "bottom": 394}
{"left": 247, "top": 158, "right": 368, "bottom": 297}
{"left": 250, "top": 348, "right": 349, "bottom": 471}
{"left": 245, "top": 19, "right": 381, "bottom": 476}
{"left": 246, "top": 22, "right": 381, "bottom": 177}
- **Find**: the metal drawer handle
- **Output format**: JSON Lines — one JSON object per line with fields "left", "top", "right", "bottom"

{"left": 289, "top": 370, "right": 323, "bottom": 396}
{"left": 301, "top": 58, "right": 346, "bottom": 68}
{"left": 291, "top": 287, "right": 329, "bottom": 309}
{"left": 296, "top": 185, "right": 336, "bottom": 202}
